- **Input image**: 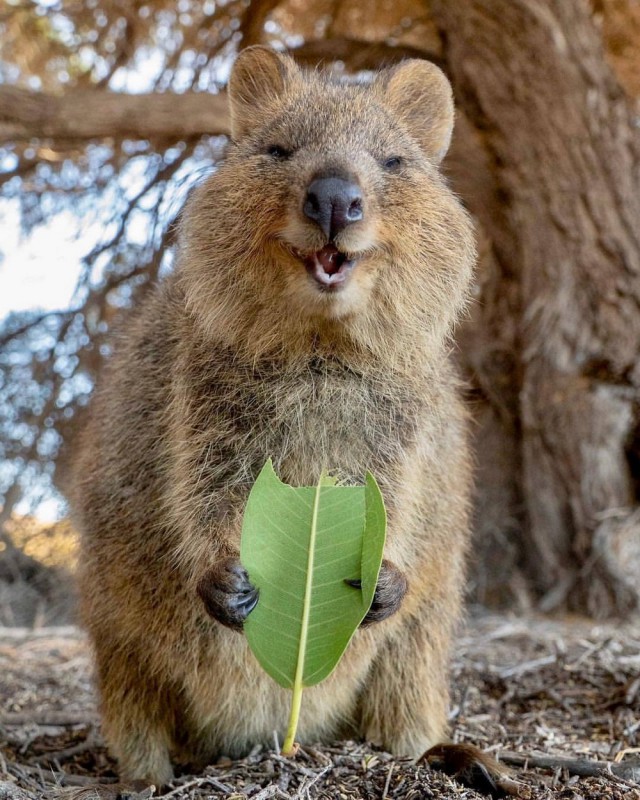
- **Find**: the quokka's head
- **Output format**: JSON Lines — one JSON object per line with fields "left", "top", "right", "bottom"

{"left": 181, "top": 47, "right": 474, "bottom": 344}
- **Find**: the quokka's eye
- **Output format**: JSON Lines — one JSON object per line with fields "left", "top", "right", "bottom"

{"left": 267, "top": 145, "right": 292, "bottom": 160}
{"left": 383, "top": 156, "right": 403, "bottom": 171}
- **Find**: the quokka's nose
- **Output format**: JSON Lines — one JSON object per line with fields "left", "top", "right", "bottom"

{"left": 303, "top": 177, "right": 363, "bottom": 240}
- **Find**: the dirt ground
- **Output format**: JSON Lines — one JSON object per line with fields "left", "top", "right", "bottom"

{"left": 0, "top": 612, "right": 639, "bottom": 799}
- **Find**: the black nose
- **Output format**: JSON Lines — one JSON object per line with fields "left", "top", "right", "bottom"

{"left": 303, "top": 177, "right": 363, "bottom": 240}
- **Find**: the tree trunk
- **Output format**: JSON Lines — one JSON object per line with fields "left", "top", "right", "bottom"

{"left": 431, "top": 0, "right": 640, "bottom": 615}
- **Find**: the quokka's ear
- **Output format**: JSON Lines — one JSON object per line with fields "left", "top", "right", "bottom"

{"left": 228, "top": 46, "right": 299, "bottom": 141}
{"left": 375, "top": 60, "right": 454, "bottom": 164}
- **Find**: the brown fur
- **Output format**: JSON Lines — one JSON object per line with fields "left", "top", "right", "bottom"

{"left": 68, "top": 47, "right": 476, "bottom": 785}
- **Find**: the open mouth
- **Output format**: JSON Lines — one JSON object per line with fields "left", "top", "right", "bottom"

{"left": 301, "top": 244, "right": 356, "bottom": 291}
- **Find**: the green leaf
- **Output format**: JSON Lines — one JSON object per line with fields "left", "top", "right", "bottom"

{"left": 240, "top": 460, "right": 387, "bottom": 690}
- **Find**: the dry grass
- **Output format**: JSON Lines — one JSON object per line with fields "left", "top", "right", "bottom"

{"left": 0, "top": 613, "right": 639, "bottom": 799}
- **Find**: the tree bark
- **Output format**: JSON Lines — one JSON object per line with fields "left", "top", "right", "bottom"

{"left": 292, "top": 38, "right": 440, "bottom": 70}
{"left": 431, "top": 0, "right": 640, "bottom": 615}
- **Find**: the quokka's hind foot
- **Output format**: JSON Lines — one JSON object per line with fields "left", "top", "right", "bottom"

{"left": 96, "top": 645, "right": 177, "bottom": 787}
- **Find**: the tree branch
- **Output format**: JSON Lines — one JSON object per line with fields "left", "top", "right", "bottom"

{"left": 0, "top": 86, "right": 230, "bottom": 142}
{"left": 291, "top": 38, "right": 442, "bottom": 70}
{"left": 0, "top": 38, "right": 441, "bottom": 144}
{"left": 499, "top": 751, "right": 640, "bottom": 782}
{"left": 238, "top": 0, "right": 281, "bottom": 47}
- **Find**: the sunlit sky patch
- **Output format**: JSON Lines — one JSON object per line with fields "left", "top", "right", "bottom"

{"left": 0, "top": 203, "right": 87, "bottom": 318}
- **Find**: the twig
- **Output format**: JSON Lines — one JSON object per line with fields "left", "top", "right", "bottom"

{"left": 249, "top": 786, "right": 279, "bottom": 800}
{"left": 381, "top": 763, "right": 394, "bottom": 799}
{"left": 29, "top": 732, "right": 97, "bottom": 765}
{"left": 270, "top": 755, "right": 319, "bottom": 778}
{"left": 494, "top": 654, "right": 557, "bottom": 679}
{"left": 498, "top": 750, "right": 640, "bottom": 781}
{"left": 1, "top": 712, "right": 92, "bottom": 727}
{"left": 563, "top": 640, "right": 608, "bottom": 671}
{"left": 293, "top": 766, "right": 330, "bottom": 799}
{"left": 0, "top": 625, "right": 81, "bottom": 639}
{"left": 161, "top": 778, "right": 209, "bottom": 798}
{"left": 50, "top": 773, "right": 112, "bottom": 788}
{"left": 162, "top": 775, "right": 233, "bottom": 797}
{"left": 0, "top": 781, "right": 37, "bottom": 800}
{"left": 4, "top": 759, "right": 117, "bottom": 787}
{"left": 0, "top": 309, "right": 77, "bottom": 348}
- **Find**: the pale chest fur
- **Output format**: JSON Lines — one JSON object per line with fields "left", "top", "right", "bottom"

{"left": 177, "top": 351, "right": 426, "bottom": 496}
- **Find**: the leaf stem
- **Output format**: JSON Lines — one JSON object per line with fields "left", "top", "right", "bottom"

{"left": 281, "top": 677, "right": 303, "bottom": 756}
{"left": 281, "top": 470, "right": 324, "bottom": 756}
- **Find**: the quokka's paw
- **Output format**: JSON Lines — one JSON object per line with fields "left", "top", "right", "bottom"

{"left": 197, "top": 556, "right": 259, "bottom": 630}
{"left": 346, "top": 559, "right": 408, "bottom": 625}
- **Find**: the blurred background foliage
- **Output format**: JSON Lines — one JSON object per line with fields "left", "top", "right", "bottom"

{"left": 1, "top": 0, "right": 640, "bottom": 624}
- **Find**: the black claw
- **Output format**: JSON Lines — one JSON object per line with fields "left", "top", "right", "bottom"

{"left": 234, "top": 588, "right": 260, "bottom": 614}
{"left": 197, "top": 557, "right": 259, "bottom": 631}
{"left": 360, "top": 560, "right": 408, "bottom": 626}
{"left": 344, "top": 564, "right": 408, "bottom": 625}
